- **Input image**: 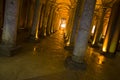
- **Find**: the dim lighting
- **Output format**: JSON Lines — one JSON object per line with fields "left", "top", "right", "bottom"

{"left": 33, "top": 47, "right": 37, "bottom": 55}
{"left": 91, "top": 25, "right": 96, "bottom": 34}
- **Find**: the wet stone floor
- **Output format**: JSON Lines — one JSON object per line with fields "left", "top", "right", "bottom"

{"left": 0, "top": 30, "right": 120, "bottom": 80}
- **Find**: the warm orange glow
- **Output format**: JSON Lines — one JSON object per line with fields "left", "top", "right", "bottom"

{"left": 92, "top": 40, "right": 95, "bottom": 45}
{"left": 102, "top": 46, "right": 107, "bottom": 52}
{"left": 61, "top": 23, "right": 66, "bottom": 28}
{"left": 35, "top": 28, "right": 39, "bottom": 39}
{"left": 91, "top": 25, "right": 96, "bottom": 34}
{"left": 98, "top": 55, "right": 105, "bottom": 65}
{"left": 102, "top": 36, "right": 108, "bottom": 52}
{"left": 60, "top": 18, "right": 66, "bottom": 28}
{"left": 66, "top": 40, "right": 70, "bottom": 46}
{"left": 33, "top": 47, "right": 37, "bottom": 55}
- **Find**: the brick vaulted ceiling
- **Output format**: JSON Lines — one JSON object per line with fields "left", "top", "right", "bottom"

{"left": 44, "top": 0, "right": 120, "bottom": 20}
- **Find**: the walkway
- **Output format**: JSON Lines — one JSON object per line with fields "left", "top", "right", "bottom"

{"left": 0, "top": 30, "right": 120, "bottom": 80}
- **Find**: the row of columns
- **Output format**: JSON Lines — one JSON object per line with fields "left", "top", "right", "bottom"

{"left": 1, "top": 0, "right": 119, "bottom": 70}
{"left": 65, "top": 0, "right": 120, "bottom": 69}
{"left": 89, "top": 2, "right": 120, "bottom": 54}
{"left": 102, "top": 3, "right": 120, "bottom": 53}
{"left": 0, "top": 0, "right": 61, "bottom": 56}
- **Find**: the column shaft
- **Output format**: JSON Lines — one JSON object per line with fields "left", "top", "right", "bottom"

{"left": 46, "top": 5, "right": 54, "bottom": 35}
{"left": 72, "top": 0, "right": 96, "bottom": 63}
{"left": 109, "top": 6, "right": 120, "bottom": 53}
{"left": 102, "top": 4, "right": 119, "bottom": 52}
{"left": 70, "top": 0, "right": 84, "bottom": 46}
{"left": 31, "top": 0, "right": 41, "bottom": 40}
{"left": 42, "top": 1, "right": 51, "bottom": 36}
{"left": 0, "top": 0, "right": 21, "bottom": 56}
{"left": 92, "top": 8, "right": 106, "bottom": 46}
{"left": 1, "top": 0, "right": 20, "bottom": 46}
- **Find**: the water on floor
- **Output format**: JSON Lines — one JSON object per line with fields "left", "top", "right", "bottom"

{"left": 0, "top": 30, "right": 120, "bottom": 80}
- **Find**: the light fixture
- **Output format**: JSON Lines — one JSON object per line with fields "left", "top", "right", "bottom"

{"left": 61, "top": 23, "right": 66, "bottom": 28}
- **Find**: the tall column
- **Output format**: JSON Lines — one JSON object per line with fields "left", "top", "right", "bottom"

{"left": 69, "top": 0, "right": 84, "bottom": 46}
{"left": 39, "top": 4, "right": 45, "bottom": 35}
{"left": 46, "top": 4, "right": 54, "bottom": 35}
{"left": 65, "top": 10, "right": 72, "bottom": 40}
{"left": 0, "top": 0, "right": 4, "bottom": 28}
{"left": 50, "top": 8, "right": 56, "bottom": 33}
{"left": 49, "top": 6, "right": 55, "bottom": 33}
{"left": 54, "top": 13, "right": 60, "bottom": 32}
{"left": 42, "top": 1, "right": 51, "bottom": 36}
{"left": 102, "top": 4, "right": 119, "bottom": 53}
{"left": 71, "top": 0, "right": 96, "bottom": 63}
{"left": 108, "top": 6, "right": 120, "bottom": 53}
{"left": 0, "top": 0, "right": 20, "bottom": 56}
{"left": 65, "top": 7, "right": 76, "bottom": 47}
{"left": 30, "top": 0, "right": 41, "bottom": 41}
{"left": 51, "top": 11, "right": 57, "bottom": 33}
{"left": 27, "top": 0, "right": 36, "bottom": 28}
{"left": 92, "top": 8, "right": 106, "bottom": 46}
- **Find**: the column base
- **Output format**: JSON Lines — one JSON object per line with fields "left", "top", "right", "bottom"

{"left": 101, "top": 52, "right": 116, "bottom": 58}
{"left": 90, "top": 44, "right": 100, "bottom": 49}
{"left": 0, "top": 44, "right": 21, "bottom": 56}
{"left": 29, "top": 36, "right": 40, "bottom": 43}
{"left": 65, "top": 56, "right": 87, "bottom": 70}
{"left": 64, "top": 44, "right": 74, "bottom": 50}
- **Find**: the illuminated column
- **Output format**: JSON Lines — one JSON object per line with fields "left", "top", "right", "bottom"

{"left": 65, "top": 8, "right": 76, "bottom": 46}
{"left": 72, "top": 0, "right": 96, "bottom": 63}
{"left": 92, "top": 8, "right": 106, "bottom": 46}
{"left": 52, "top": 11, "right": 57, "bottom": 33}
{"left": 53, "top": 12, "right": 59, "bottom": 32}
{"left": 46, "top": 4, "right": 54, "bottom": 35}
{"left": 30, "top": 0, "right": 41, "bottom": 40}
{"left": 102, "top": 4, "right": 119, "bottom": 53}
{"left": 70, "top": 0, "right": 83, "bottom": 46}
{"left": 39, "top": 4, "right": 45, "bottom": 35}
{"left": 0, "top": 0, "right": 20, "bottom": 56}
{"left": 108, "top": 6, "right": 120, "bottom": 53}
{"left": 50, "top": 9, "right": 56, "bottom": 33}
{"left": 42, "top": 1, "right": 51, "bottom": 36}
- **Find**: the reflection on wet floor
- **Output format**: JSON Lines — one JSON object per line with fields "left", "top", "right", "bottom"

{"left": 0, "top": 30, "right": 120, "bottom": 80}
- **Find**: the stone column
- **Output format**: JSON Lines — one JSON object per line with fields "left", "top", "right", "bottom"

{"left": 39, "top": 4, "right": 45, "bottom": 34}
{"left": 0, "top": 0, "right": 20, "bottom": 56}
{"left": 109, "top": 16, "right": 120, "bottom": 53}
{"left": 30, "top": 0, "right": 41, "bottom": 41}
{"left": 65, "top": 7, "right": 76, "bottom": 47}
{"left": 69, "top": 0, "right": 84, "bottom": 46}
{"left": 102, "top": 4, "right": 119, "bottom": 53}
{"left": 92, "top": 8, "right": 106, "bottom": 47}
{"left": 65, "top": 10, "right": 72, "bottom": 40}
{"left": 0, "top": 0, "right": 4, "bottom": 28}
{"left": 42, "top": 1, "right": 51, "bottom": 36}
{"left": 51, "top": 11, "right": 57, "bottom": 33}
{"left": 51, "top": 8, "right": 57, "bottom": 33}
{"left": 54, "top": 13, "right": 60, "bottom": 32}
{"left": 108, "top": 6, "right": 120, "bottom": 53}
{"left": 46, "top": 3, "right": 54, "bottom": 35}
{"left": 71, "top": 0, "right": 96, "bottom": 63}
